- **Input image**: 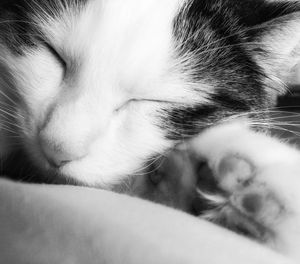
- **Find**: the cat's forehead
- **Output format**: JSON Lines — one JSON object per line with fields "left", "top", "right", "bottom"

{"left": 3, "top": 0, "right": 298, "bottom": 108}
{"left": 41, "top": 0, "right": 178, "bottom": 46}
{"left": 40, "top": 0, "right": 180, "bottom": 66}
{"left": 31, "top": 0, "right": 203, "bottom": 102}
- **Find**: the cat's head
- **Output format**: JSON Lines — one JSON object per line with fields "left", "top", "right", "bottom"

{"left": 0, "top": 0, "right": 299, "bottom": 186}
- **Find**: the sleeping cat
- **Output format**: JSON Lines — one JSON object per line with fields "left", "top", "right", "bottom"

{"left": 0, "top": 0, "right": 300, "bottom": 262}
{"left": 0, "top": 0, "right": 299, "bottom": 185}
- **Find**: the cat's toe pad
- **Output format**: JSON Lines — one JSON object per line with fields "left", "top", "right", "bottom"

{"left": 215, "top": 155, "right": 284, "bottom": 228}
{"left": 231, "top": 183, "right": 284, "bottom": 229}
{"left": 216, "top": 155, "right": 255, "bottom": 191}
{"left": 241, "top": 193, "right": 263, "bottom": 214}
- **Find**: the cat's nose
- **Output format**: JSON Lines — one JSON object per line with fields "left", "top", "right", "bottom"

{"left": 39, "top": 135, "right": 88, "bottom": 168}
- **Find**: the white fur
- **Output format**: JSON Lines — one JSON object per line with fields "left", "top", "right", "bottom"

{"left": 0, "top": 0, "right": 212, "bottom": 185}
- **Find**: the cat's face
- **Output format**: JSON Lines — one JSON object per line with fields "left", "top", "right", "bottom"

{"left": 0, "top": 0, "right": 299, "bottom": 186}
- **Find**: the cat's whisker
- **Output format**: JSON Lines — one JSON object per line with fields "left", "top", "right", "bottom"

{"left": 250, "top": 122, "right": 300, "bottom": 137}
{"left": 0, "top": 105, "right": 19, "bottom": 117}
{"left": 0, "top": 90, "right": 19, "bottom": 107}
{"left": 0, "top": 108, "right": 21, "bottom": 120}
{"left": 275, "top": 105, "right": 300, "bottom": 110}
{"left": 132, "top": 155, "right": 167, "bottom": 177}
{"left": 0, "top": 118, "right": 24, "bottom": 131}
{"left": 0, "top": 109, "right": 23, "bottom": 122}
{"left": 0, "top": 125, "right": 20, "bottom": 135}
{"left": 0, "top": 118, "right": 25, "bottom": 130}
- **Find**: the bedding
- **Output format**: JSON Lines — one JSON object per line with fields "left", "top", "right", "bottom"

{"left": 0, "top": 179, "right": 295, "bottom": 264}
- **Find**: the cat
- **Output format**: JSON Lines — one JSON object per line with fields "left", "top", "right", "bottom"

{"left": 0, "top": 0, "right": 299, "bottom": 186}
{"left": 1, "top": 0, "right": 300, "bottom": 262}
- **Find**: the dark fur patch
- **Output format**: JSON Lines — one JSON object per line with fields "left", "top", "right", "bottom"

{"left": 1, "top": 0, "right": 299, "bottom": 141}
{"left": 0, "top": 0, "right": 87, "bottom": 54}
{"left": 165, "top": 0, "right": 300, "bottom": 140}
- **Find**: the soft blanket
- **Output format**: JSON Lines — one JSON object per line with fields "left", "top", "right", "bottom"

{"left": 0, "top": 179, "right": 294, "bottom": 264}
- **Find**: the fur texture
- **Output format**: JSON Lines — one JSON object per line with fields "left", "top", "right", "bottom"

{"left": 0, "top": 0, "right": 299, "bottom": 186}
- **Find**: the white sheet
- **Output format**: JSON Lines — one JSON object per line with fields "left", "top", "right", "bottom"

{"left": 0, "top": 179, "right": 295, "bottom": 264}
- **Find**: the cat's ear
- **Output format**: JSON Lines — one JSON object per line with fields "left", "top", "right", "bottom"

{"left": 253, "top": 12, "right": 300, "bottom": 85}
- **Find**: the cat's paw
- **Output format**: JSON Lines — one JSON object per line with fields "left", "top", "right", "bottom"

{"left": 190, "top": 122, "right": 300, "bottom": 260}
{"left": 218, "top": 155, "right": 284, "bottom": 221}
{"left": 198, "top": 154, "right": 286, "bottom": 241}
{"left": 215, "top": 155, "right": 254, "bottom": 192}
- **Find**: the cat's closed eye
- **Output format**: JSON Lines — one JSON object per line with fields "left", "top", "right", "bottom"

{"left": 114, "top": 99, "right": 175, "bottom": 114}
{"left": 44, "top": 43, "right": 67, "bottom": 75}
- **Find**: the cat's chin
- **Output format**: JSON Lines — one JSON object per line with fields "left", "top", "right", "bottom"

{"left": 25, "top": 148, "right": 135, "bottom": 187}
{"left": 1, "top": 150, "right": 88, "bottom": 186}
{"left": 55, "top": 161, "right": 133, "bottom": 188}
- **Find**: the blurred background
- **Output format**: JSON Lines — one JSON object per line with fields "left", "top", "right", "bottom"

{"left": 275, "top": 64, "right": 300, "bottom": 144}
{"left": 284, "top": 64, "right": 300, "bottom": 103}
